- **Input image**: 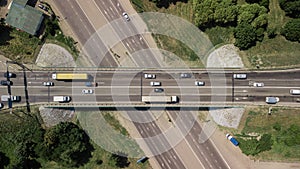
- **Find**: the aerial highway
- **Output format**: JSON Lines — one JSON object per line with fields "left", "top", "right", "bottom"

{"left": 18, "top": 1, "right": 300, "bottom": 168}
{"left": 1, "top": 69, "right": 300, "bottom": 106}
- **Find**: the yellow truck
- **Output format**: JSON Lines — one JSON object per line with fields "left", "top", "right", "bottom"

{"left": 52, "top": 73, "right": 88, "bottom": 80}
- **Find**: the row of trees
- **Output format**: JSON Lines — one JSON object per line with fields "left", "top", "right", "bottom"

{"left": 192, "top": 0, "right": 268, "bottom": 49}
{"left": 2, "top": 118, "right": 94, "bottom": 168}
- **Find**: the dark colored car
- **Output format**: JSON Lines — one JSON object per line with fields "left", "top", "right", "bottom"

{"left": 4, "top": 72, "right": 16, "bottom": 78}
{"left": 0, "top": 80, "right": 12, "bottom": 86}
{"left": 154, "top": 88, "right": 164, "bottom": 93}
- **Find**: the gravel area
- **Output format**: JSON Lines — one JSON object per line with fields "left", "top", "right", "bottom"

{"left": 207, "top": 44, "right": 244, "bottom": 68}
{"left": 35, "top": 43, "right": 76, "bottom": 67}
{"left": 39, "top": 106, "right": 75, "bottom": 128}
{"left": 206, "top": 44, "right": 245, "bottom": 128}
{"left": 209, "top": 107, "right": 244, "bottom": 129}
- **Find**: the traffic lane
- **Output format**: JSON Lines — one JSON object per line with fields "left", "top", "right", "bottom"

{"left": 169, "top": 111, "right": 229, "bottom": 169}
{"left": 53, "top": 0, "right": 117, "bottom": 67}
{"left": 128, "top": 112, "right": 187, "bottom": 169}
{"left": 246, "top": 70, "right": 300, "bottom": 79}
{"left": 143, "top": 87, "right": 232, "bottom": 97}
{"left": 233, "top": 95, "right": 299, "bottom": 103}
{"left": 130, "top": 113, "right": 186, "bottom": 169}
{"left": 234, "top": 79, "right": 300, "bottom": 87}
{"left": 53, "top": 0, "right": 94, "bottom": 44}
{"left": 142, "top": 79, "right": 231, "bottom": 87}
{"left": 93, "top": 0, "right": 150, "bottom": 51}
{"left": 234, "top": 87, "right": 298, "bottom": 95}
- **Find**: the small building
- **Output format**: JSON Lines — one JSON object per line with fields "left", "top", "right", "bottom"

{"left": 5, "top": 0, "right": 44, "bottom": 35}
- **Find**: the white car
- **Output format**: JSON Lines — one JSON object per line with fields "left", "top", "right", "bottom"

{"left": 122, "top": 12, "right": 130, "bottom": 21}
{"left": 253, "top": 82, "right": 264, "bottom": 87}
{"left": 43, "top": 81, "right": 54, "bottom": 86}
{"left": 195, "top": 81, "right": 205, "bottom": 86}
{"left": 144, "top": 74, "right": 156, "bottom": 79}
{"left": 82, "top": 89, "right": 93, "bottom": 94}
{"left": 150, "top": 81, "right": 161, "bottom": 86}
{"left": 0, "top": 102, "right": 3, "bottom": 109}
{"left": 266, "top": 97, "right": 279, "bottom": 104}
{"left": 233, "top": 74, "right": 247, "bottom": 79}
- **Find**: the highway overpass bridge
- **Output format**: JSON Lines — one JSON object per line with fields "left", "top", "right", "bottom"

{"left": 0, "top": 68, "right": 300, "bottom": 110}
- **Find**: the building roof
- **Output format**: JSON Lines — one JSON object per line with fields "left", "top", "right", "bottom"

{"left": 6, "top": 0, "right": 44, "bottom": 35}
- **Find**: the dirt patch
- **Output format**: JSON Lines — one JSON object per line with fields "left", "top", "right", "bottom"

{"left": 35, "top": 43, "right": 75, "bottom": 67}
{"left": 39, "top": 106, "right": 75, "bottom": 128}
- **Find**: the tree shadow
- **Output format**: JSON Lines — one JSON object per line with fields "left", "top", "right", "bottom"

{"left": 0, "top": 151, "right": 10, "bottom": 169}
{"left": 0, "top": 25, "right": 13, "bottom": 46}
{"left": 155, "top": 0, "right": 188, "bottom": 8}
{"left": 111, "top": 151, "right": 130, "bottom": 168}
{"left": 0, "top": 0, "right": 7, "bottom": 7}
{"left": 71, "top": 129, "right": 95, "bottom": 167}
{"left": 26, "top": 0, "right": 38, "bottom": 7}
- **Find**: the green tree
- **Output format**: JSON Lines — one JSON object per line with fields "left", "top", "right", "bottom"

{"left": 281, "top": 19, "right": 300, "bottom": 42}
{"left": 279, "top": 0, "right": 300, "bottom": 18}
{"left": 43, "top": 122, "right": 93, "bottom": 167}
{"left": 193, "top": 0, "right": 238, "bottom": 28}
{"left": 234, "top": 22, "right": 257, "bottom": 49}
{"left": 238, "top": 3, "right": 268, "bottom": 25}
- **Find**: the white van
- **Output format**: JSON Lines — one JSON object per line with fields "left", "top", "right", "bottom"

{"left": 290, "top": 89, "right": 300, "bottom": 95}
{"left": 233, "top": 74, "right": 247, "bottom": 79}
{"left": 150, "top": 81, "right": 161, "bottom": 86}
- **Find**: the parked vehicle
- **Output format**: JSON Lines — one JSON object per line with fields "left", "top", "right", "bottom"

{"left": 290, "top": 89, "right": 300, "bottom": 95}
{"left": 266, "top": 97, "right": 279, "bottom": 104}
{"left": 226, "top": 134, "right": 239, "bottom": 146}
{"left": 195, "top": 81, "right": 205, "bottom": 86}
{"left": 0, "top": 102, "right": 3, "bottom": 109}
{"left": 4, "top": 72, "right": 16, "bottom": 78}
{"left": 53, "top": 96, "right": 71, "bottom": 103}
{"left": 150, "top": 81, "right": 161, "bottom": 86}
{"left": 137, "top": 156, "right": 148, "bottom": 164}
{"left": 0, "top": 80, "right": 12, "bottom": 86}
{"left": 122, "top": 12, "right": 130, "bottom": 21}
{"left": 144, "top": 74, "right": 156, "bottom": 79}
{"left": 233, "top": 74, "right": 247, "bottom": 79}
{"left": 1, "top": 95, "right": 21, "bottom": 102}
{"left": 38, "top": 4, "right": 48, "bottom": 11}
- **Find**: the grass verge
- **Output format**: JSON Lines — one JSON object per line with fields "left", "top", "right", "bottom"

{"left": 0, "top": 27, "right": 41, "bottom": 63}
{"left": 236, "top": 106, "right": 300, "bottom": 161}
